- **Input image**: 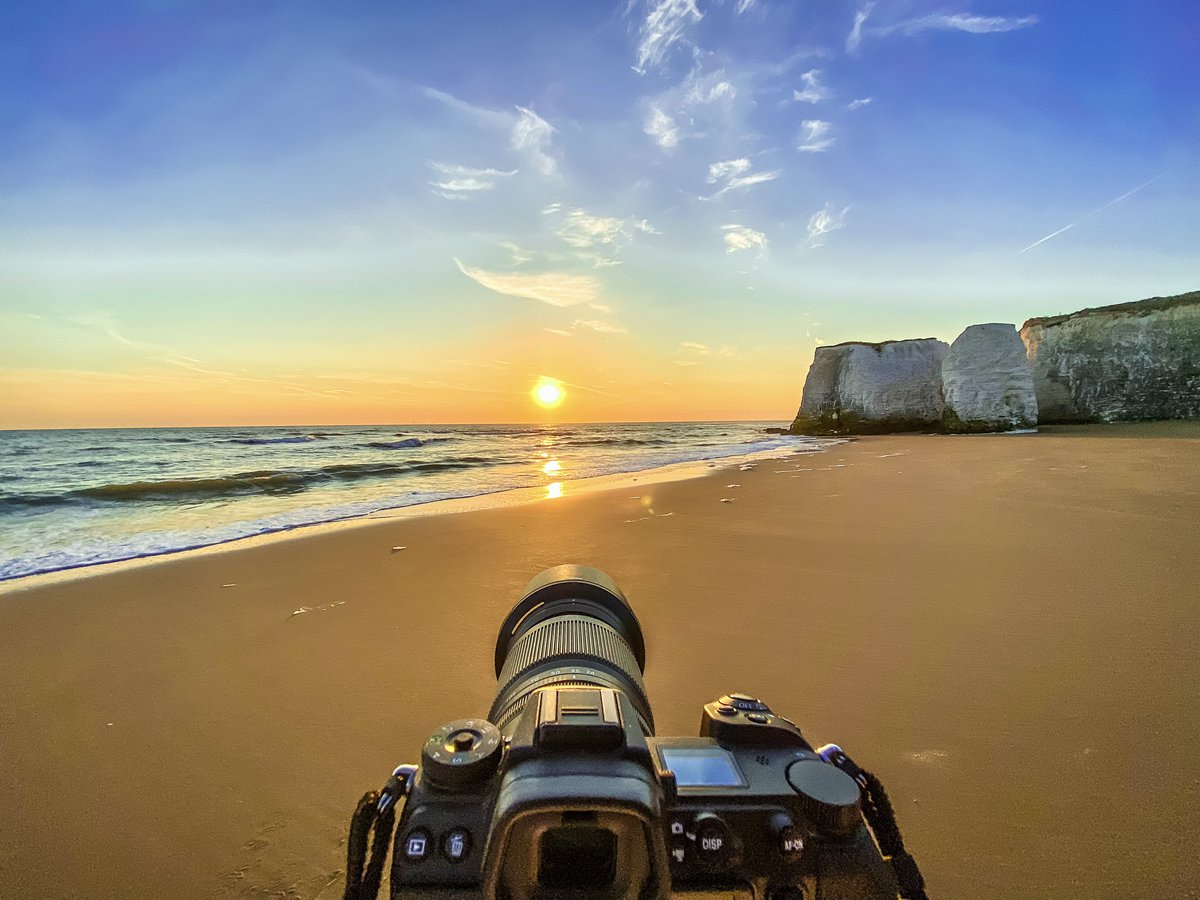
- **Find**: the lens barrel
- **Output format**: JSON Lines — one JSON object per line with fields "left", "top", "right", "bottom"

{"left": 490, "top": 565, "right": 653, "bottom": 735}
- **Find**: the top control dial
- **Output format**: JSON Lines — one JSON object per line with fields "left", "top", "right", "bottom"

{"left": 421, "top": 718, "right": 502, "bottom": 790}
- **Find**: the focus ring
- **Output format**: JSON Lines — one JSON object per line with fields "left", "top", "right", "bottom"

{"left": 496, "top": 615, "right": 644, "bottom": 701}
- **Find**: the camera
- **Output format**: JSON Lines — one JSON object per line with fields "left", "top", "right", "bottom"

{"left": 346, "top": 565, "right": 924, "bottom": 900}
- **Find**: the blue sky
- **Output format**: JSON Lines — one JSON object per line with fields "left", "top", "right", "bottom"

{"left": 1, "top": 1, "right": 1197, "bottom": 426}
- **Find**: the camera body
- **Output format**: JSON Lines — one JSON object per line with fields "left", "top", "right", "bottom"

{"left": 374, "top": 566, "right": 902, "bottom": 899}
{"left": 389, "top": 685, "right": 897, "bottom": 899}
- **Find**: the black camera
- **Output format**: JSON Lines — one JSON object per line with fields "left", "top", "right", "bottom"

{"left": 345, "top": 565, "right": 924, "bottom": 900}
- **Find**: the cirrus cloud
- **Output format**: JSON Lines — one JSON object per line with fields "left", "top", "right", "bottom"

{"left": 454, "top": 259, "right": 599, "bottom": 307}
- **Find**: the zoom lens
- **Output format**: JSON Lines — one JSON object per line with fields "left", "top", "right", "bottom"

{"left": 490, "top": 565, "right": 653, "bottom": 735}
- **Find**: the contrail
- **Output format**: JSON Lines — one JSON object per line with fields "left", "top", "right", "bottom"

{"left": 1019, "top": 172, "right": 1167, "bottom": 254}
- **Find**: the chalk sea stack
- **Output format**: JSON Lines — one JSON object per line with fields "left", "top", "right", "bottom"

{"left": 789, "top": 338, "right": 948, "bottom": 435}
{"left": 942, "top": 324, "right": 1038, "bottom": 433}
{"left": 1020, "top": 291, "right": 1200, "bottom": 423}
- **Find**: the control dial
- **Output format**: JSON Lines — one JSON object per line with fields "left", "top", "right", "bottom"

{"left": 421, "top": 719, "right": 502, "bottom": 789}
{"left": 785, "top": 758, "right": 862, "bottom": 838}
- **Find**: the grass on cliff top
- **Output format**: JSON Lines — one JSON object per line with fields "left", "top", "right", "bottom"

{"left": 1022, "top": 290, "right": 1199, "bottom": 329}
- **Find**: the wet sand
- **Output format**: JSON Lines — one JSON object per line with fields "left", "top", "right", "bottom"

{"left": 1, "top": 422, "right": 1198, "bottom": 899}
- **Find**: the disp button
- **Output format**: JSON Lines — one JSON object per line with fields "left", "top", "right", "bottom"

{"left": 693, "top": 813, "right": 734, "bottom": 870}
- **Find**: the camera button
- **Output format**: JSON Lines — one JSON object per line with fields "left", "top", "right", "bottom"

{"left": 694, "top": 813, "right": 733, "bottom": 869}
{"left": 747, "top": 713, "right": 770, "bottom": 724}
{"left": 778, "top": 825, "right": 805, "bottom": 859}
{"left": 441, "top": 828, "right": 471, "bottom": 862}
{"left": 716, "top": 704, "right": 738, "bottom": 716}
{"left": 402, "top": 828, "right": 431, "bottom": 861}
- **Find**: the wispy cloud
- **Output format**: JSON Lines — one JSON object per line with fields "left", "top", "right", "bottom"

{"left": 454, "top": 258, "right": 599, "bottom": 306}
{"left": 707, "top": 159, "right": 751, "bottom": 182}
{"left": 558, "top": 209, "right": 628, "bottom": 248}
{"left": 633, "top": 0, "right": 703, "bottom": 74}
{"left": 797, "top": 120, "right": 835, "bottom": 153}
{"left": 499, "top": 241, "right": 533, "bottom": 265}
{"left": 793, "top": 69, "right": 830, "bottom": 104}
{"left": 722, "top": 224, "right": 767, "bottom": 254}
{"left": 1019, "top": 173, "right": 1167, "bottom": 254}
{"left": 574, "top": 319, "right": 629, "bottom": 334}
{"left": 679, "top": 341, "right": 711, "bottom": 354}
{"left": 851, "top": 8, "right": 1037, "bottom": 51}
{"left": 422, "top": 87, "right": 559, "bottom": 177}
{"left": 847, "top": 97, "right": 873, "bottom": 110}
{"left": 643, "top": 68, "right": 737, "bottom": 152}
{"left": 428, "top": 162, "right": 517, "bottom": 199}
{"left": 846, "top": 2, "right": 877, "bottom": 54}
{"left": 806, "top": 203, "right": 850, "bottom": 247}
{"left": 706, "top": 158, "right": 781, "bottom": 196}
{"left": 881, "top": 13, "right": 1039, "bottom": 38}
{"left": 512, "top": 106, "right": 557, "bottom": 176}
{"left": 421, "top": 86, "right": 512, "bottom": 128}
{"left": 544, "top": 327, "right": 574, "bottom": 336}
{"left": 644, "top": 105, "right": 680, "bottom": 149}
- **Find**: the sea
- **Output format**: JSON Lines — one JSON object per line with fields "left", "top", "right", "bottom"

{"left": 0, "top": 421, "right": 828, "bottom": 582}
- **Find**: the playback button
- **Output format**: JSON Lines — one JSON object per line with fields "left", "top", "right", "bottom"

{"left": 402, "top": 828, "right": 431, "bottom": 861}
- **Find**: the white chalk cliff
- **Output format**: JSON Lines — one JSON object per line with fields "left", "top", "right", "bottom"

{"left": 790, "top": 339, "right": 948, "bottom": 434}
{"left": 942, "top": 324, "right": 1038, "bottom": 432}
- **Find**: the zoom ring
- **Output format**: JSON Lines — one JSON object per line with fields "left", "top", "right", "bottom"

{"left": 492, "top": 615, "right": 651, "bottom": 731}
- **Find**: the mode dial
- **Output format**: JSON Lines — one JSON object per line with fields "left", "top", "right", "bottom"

{"left": 421, "top": 719, "right": 502, "bottom": 790}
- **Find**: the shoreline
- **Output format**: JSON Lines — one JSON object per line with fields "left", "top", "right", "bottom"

{"left": 0, "top": 440, "right": 840, "bottom": 595}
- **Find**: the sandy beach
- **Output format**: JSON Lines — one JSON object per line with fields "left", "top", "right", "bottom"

{"left": 1, "top": 422, "right": 1198, "bottom": 899}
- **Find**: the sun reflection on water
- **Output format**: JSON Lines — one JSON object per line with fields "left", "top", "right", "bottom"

{"left": 547, "top": 482, "right": 563, "bottom": 499}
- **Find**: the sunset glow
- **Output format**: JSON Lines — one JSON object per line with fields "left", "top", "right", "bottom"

{"left": 0, "top": 3, "right": 1194, "bottom": 429}
{"left": 533, "top": 380, "right": 565, "bottom": 410}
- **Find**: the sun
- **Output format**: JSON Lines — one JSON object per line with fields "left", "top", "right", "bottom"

{"left": 532, "top": 378, "right": 565, "bottom": 409}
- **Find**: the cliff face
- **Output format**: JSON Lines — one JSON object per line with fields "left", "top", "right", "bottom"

{"left": 790, "top": 339, "right": 948, "bottom": 435}
{"left": 942, "top": 324, "right": 1038, "bottom": 432}
{"left": 1020, "top": 292, "right": 1200, "bottom": 423}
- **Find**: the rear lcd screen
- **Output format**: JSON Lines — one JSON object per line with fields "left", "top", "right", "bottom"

{"left": 659, "top": 748, "right": 746, "bottom": 787}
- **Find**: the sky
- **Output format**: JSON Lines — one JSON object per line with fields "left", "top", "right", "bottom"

{"left": 1, "top": 0, "right": 1197, "bottom": 428}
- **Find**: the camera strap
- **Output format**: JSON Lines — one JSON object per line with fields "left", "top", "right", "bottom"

{"left": 344, "top": 767, "right": 415, "bottom": 900}
{"left": 818, "top": 745, "right": 929, "bottom": 900}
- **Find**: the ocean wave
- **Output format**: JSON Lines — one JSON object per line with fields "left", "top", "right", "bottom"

{"left": 558, "top": 437, "right": 674, "bottom": 447}
{"left": 368, "top": 438, "right": 423, "bottom": 449}
{"left": 0, "top": 456, "right": 502, "bottom": 509}
{"left": 228, "top": 435, "right": 320, "bottom": 445}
